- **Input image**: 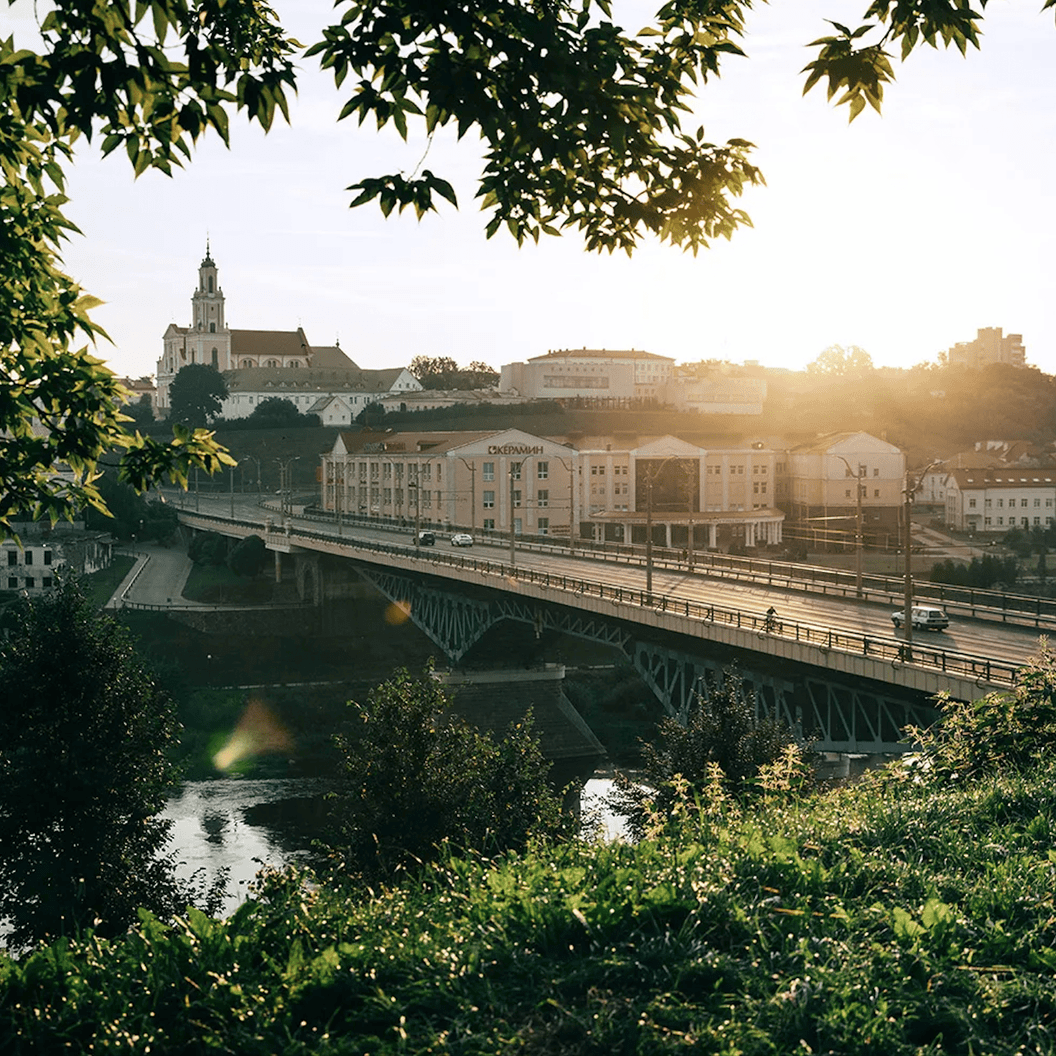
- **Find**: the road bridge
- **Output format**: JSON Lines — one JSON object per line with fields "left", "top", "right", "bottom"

{"left": 167, "top": 499, "right": 1039, "bottom": 754}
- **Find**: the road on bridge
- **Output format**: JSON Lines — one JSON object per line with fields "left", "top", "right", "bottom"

{"left": 165, "top": 489, "right": 1047, "bottom": 671}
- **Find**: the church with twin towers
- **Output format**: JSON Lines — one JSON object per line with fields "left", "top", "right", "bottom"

{"left": 155, "top": 246, "right": 421, "bottom": 422}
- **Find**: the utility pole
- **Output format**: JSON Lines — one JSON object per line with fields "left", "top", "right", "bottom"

{"left": 902, "top": 460, "right": 940, "bottom": 650}
{"left": 835, "top": 455, "right": 865, "bottom": 597}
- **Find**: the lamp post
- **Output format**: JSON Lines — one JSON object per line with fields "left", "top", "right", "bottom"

{"left": 902, "top": 460, "right": 941, "bottom": 649}
{"left": 835, "top": 455, "right": 865, "bottom": 597}
{"left": 457, "top": 458, "right": 476, "bottom": 535}
{"left": 508, "top": 457, "right": 527, "bottom": 567}
{"left": 409, "top": 470, "right": 422, "bottom": 546}
{"left": 642, "top": 455, "right": 680, "bottom": 598}
{"left": 555, "top": 455, "right": 577, "bottom": 555}
{"left": 274, "top": 456, "right": 300, "bottom": 521}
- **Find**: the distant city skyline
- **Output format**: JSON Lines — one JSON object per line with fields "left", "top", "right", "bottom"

{"left": 11, "top": 1, "right": 1055, "bottom": 379}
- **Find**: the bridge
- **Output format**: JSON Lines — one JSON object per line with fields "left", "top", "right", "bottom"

{"left": 164, "top": 497, "right": 1043, "bottom": 755}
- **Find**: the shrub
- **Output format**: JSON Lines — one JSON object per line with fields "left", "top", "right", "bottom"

{"left": 228, "top": 534, "right": 266, "bottom": 577}
{"left": 326, "top": 668, "right": 564, "bottom": 882}
{"left": 607, "top": 670, "right": 811, "bottom": 839}
{"left": 901, "top": 641, "right": 1056, "bottom": 785}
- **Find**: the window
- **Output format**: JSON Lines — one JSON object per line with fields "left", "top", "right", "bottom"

{"left": 1035, "top": 517, "right": 1041, "bottom": 525}
{"left": 538, "top": 490, "right": 549, "bottom": 507}
{"left": 209, "top": 322, "right": 216, "bottom": 333}
{"left": 6, "top": 551, "right": 15, "bottom": 566}
{"left": 1036, "top": 498, "right": 1042, "bottom": 507}
{"left": 42, "top": 576, "right": 51, "bottom": 588}
{"left": 7, "top": 577, "right": 15, "bottom": 589}
{"left": 874, "top": 490, "right": 880, "bottom": 498}
{"left": 985, "top": 499, "right": 992, "bottom": 507}
{"left": 513, "top": 490, "right": 522, "bottom": 507}
{"left": 969, "top": 498, "right": 977, "bottom": 508}
{"left": 514, "top": 518, "right": 522, "bottom": 535}
{"left": 511, "top": 464, "right": 521, "bottom": 481}
{"left": 845, "top": 489, "right": 852, "bottom": 499}
{"left": 483, "top": 462, "right": 495, "bottom": 481}
{"left": 483, "top": 490, "right": 495, "bottom": 508}
{"left": 1022, "top": 498, "right": 1029, "bottom": 507}
{"left": 537, "top": 518, "right": 549, "bottom": 535}
{"left": 24, "top": 551, "right": 32, "bottom": 566}
{"left": 873, "top": 467, "right": 880, "bottom": 477}
{"left": 483, "top": 518, "right": 495, "bottom": 530}
{"left": 537, "top": 462, "right": 549, "bottom": 479}
{"left": 998, "top": 517, "right": 1004, "bottom": 526}
{"left": 24, "top": 577, "right": 33, "bottom": 589}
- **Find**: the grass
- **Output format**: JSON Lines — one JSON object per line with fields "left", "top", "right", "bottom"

{"left": 84, "top": 554, "right": 136, "bottom": 608}
{"left": 6, "top": 754, "right": 1056, "bottom": 1053}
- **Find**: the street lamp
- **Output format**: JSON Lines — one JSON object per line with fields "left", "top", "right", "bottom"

{"left": 902, "top": 460, "right": 941, "bottom": 650}
{"left": 457, "top": 457, "right": 476, "bottom": 536}
{"left": 642, "top": 456, "right": 679, "bottom": 597}
{"left": 274, "top": 456, "right": 301, "bottom": 520}
{"left": 508, "top": 457, "right": 528, "bottom": 567}
{"left": 835, "top": 455, "right": 866, "bottom": 597}
{"left": 554, "top": 454, "right": 577, "bottom": 555}
{"left": 408, "top": 472, "right": 422, "bottom": 547}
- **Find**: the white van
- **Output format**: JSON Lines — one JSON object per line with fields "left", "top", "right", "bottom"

{"left": 891, "top": 606, "right": 949, "bottom": 631}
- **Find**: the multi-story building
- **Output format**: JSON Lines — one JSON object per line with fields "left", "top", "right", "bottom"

{"left": 785, "top": 432, "right": 906, "bottom": 549}
{"left": 500, "top": 348, "right": 675, "bottom": 403}
{"left": 156, "top": 248, "right": 421, "bottom": 418}
{"left": 944, "top": 469, "right": 1056, "bottom": 533}
{"left": 320, "top": 428, "right": 785, "bottom": 550}
{"left": 945, "top": 327, "right": 1026, "bottom": 369}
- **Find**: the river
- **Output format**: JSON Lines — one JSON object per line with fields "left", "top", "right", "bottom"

{"left": 164, "top": 775, "right": 625, "bottom": 917}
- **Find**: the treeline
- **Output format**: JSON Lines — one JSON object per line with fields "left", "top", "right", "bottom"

{"left": 930, "top": 553, "right": 1020, "bottom": 589}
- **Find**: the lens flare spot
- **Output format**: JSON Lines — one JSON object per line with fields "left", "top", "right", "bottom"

{"left": 213, "top": 698, "right": 293, "bottom": 772}
{"left": 384, "top": 600, "right": 412, "bottom": 625}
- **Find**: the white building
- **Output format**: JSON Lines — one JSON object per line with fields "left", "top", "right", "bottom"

{"left": 500, "top": 348, "right": 674, "bottom": 402}
{"left": 156, "top": 248, "right": 421, "bottom": 417}
{"left": 944, "top": 468, "right": 1056, "bottom": 533}
{"left": 321, "top": 427, "right": 784, "bottom": 550}
{"left": 786, "top": 432, "right": 906, "bottom": 548}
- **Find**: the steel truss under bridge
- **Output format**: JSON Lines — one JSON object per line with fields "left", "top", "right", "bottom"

{"left": 356, "top": 566, "right": 937, "bottom": 753}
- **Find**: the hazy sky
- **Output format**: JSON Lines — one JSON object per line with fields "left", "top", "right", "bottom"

{"left": 10, "top": 1, "right": 1056, "bottom": 378}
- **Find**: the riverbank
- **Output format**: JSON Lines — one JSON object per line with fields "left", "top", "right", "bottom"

{"left": 6, "top": 747, "right": 1056, "bottom": 1054}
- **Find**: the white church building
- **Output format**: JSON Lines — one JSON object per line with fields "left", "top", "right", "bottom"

{"left": 156, "top": 248, "right": 421, "bottom": 421}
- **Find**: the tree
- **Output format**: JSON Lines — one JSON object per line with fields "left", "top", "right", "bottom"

{"left": 228, "top": 534, "right": 267, "bottom": 578}
{"left": 85, "top": 472, "right": 178, "bottom": 542}
{"left": 0, "top": 577, "right": 186, "bottom": 950}
{"left": 806, "top": 344, "right": 875, "bottom": 376}
{"left": 168, "top": 364, "right": 229, "bottom": 426}
{"left": 1, "top": 2, "right": 1037, "bottom": 532}
{"left": 410, "top": 356, "right": 500, "bottom": 390}
{"left": 607, "top": 672, "right": 809, "bottom": 840}
{"left": 127, "top": 393, "right": 156, "bottom": 430}
{"left": 327, "top": 669, "right": 564, "bottom": 882}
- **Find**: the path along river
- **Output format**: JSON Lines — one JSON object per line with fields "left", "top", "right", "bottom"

{"left": 165, "top": 776, "right": 624, "bottom": 918}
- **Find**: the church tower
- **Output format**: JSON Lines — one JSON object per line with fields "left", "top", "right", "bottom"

{"left": 191, "top": 242, "right": 226, "bottom": 337}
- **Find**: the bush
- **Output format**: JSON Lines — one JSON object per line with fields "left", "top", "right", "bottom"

{"left": 900, "top": 642, "right": 1056, "bottom": 785}
{"left": 607, "top": 670, "right": 811, "bottom": 839}
{"left": 326, "top": 668, "right": 564, "bottom": 882}
{"left": 188, "top": 530, "right": 228, "bottom": 566}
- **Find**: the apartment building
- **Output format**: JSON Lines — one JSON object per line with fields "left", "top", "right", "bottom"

{"left": 944, "top": 468, "right": 1056, "bottom": 533}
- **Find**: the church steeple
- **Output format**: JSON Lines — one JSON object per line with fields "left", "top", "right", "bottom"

{"left": 192, "top": 241, "right": 225, "bottom": 334}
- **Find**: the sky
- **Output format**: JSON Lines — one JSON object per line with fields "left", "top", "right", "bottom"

{"left": 8, "top": 1, "right": 1056, "bottom": 379}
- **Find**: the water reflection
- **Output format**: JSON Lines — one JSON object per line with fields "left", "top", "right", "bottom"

{"left": 165, "top": 775, "right": 625, "bottom": 918}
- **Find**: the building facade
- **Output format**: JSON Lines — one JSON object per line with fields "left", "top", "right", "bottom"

{"left": 500, "top": 348, "right": 675, "bottom": 403}
{"left": 320, "top": 428, "right": 785, "bottom": 550}
{"left": 944, "top": 469, "right": 1056, "bottom": 533}
{"left": 945, "top": 327, "right": 1026, "bottom": 369}
{"left": 785, "top": 432, "right": 906, "bottom": 549}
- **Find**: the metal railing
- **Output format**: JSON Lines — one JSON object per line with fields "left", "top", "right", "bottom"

{"left": 227, "top": 514, "right": 1022, "bottom": 690}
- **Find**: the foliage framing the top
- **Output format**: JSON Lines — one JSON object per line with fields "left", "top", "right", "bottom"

{"left": 1, "top": 0, "right": 1048, "bottom": 533}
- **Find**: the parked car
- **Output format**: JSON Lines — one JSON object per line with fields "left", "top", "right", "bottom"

{"left": 891, "top": 605, "right": 949, "bottom": 631}
{"left": 416, "top": 530, "right": 436, "bottom": 546}
{"left": 451, "top": 533, "right": 474, "bottom": 547}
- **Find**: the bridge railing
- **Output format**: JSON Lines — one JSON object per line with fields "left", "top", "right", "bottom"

{"left": 271, "top": 520, "right": 1022, "bottom": 690}
{"left": 180, "top": 502, "right": 1056, "bottom": 632}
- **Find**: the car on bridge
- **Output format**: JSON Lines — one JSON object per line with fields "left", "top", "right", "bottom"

{"left": 891, "top": 605, "right": 949, "bottom": 631}
{"left": 451, "top": 533, "right": 474, "bottom": 547}
{"left": 416, "top": 530, "right": 436, "bottom": 546}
